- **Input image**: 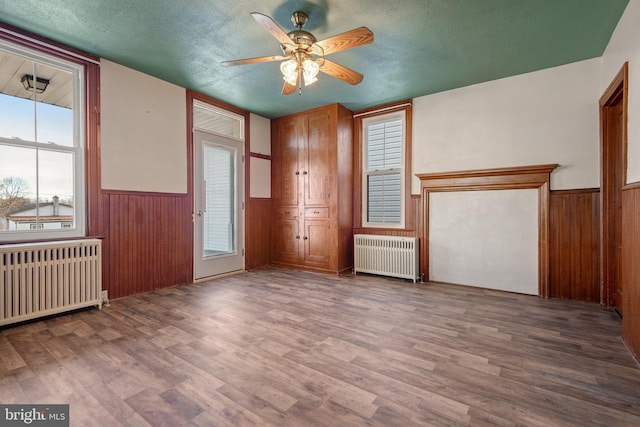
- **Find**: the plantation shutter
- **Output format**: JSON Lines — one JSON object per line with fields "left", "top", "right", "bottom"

{"left": 365, "top": 119, "right": 403, "bottom": 224}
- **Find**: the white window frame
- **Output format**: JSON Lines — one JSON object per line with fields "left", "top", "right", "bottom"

{"left": 0, "top": 39, "right": 86, "bottom": 242}
{"left": 362, "top": 110, "right": 406, "bottom": 228}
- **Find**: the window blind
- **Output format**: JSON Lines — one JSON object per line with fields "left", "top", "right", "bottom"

{"left": 365, "top": 119, "right": 403, "bottom": 224}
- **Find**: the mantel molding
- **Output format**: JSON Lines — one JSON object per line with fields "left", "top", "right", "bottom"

{"left": 417, "top": 164, "right": 559, "bottom": 192}
{"left": 418, "top": 164, "right": 559, "bottom": 298}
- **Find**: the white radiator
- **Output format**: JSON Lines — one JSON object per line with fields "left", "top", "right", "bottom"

{"left": 0, "top": 239, "right": 102, "bottom": 326}
{"left": 354, "top": 234, "right": 419, "bottom": 283}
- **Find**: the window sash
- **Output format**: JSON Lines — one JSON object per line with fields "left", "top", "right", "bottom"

{"left": 362, "top": 111, "right": 406, "bottom": 228}
{"left": 0, "top": 38, "right": 85, "bottom": 242}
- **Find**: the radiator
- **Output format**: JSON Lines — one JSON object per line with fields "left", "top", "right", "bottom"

{"left": 354, "top": 234, "right": 419, "bottom": 283}
{"left": 0, "top": 239, "right": 103, "bottom": 326}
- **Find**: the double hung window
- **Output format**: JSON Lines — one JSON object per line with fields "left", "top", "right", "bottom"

{"left": 0, "top": 38, "right": 85, "bottom": 241}
{"left": 362, "top": 110, "right": 406, "bottom": 228}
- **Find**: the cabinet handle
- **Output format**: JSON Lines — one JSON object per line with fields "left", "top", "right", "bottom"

{"left": 313, "top": 210, "right": 320, "bottom": 214}
{"left": 302, "top": 171, "right": 308, "bottom": 175}
{"left": 296, "top": 235, "right": 300, "bottom": 239}
{"left": 295, "top": 171, "right": 300, "bottom": 176}
{"left": 303, "top": 236, "right": 308, "bottom": 240}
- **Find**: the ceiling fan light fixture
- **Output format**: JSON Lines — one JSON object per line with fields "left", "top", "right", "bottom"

{"left": 302, "top": 59, "right": 319, "bottom": 86}
{"left": 280, "top": 59, "right": 298, "bottom": 85}
{"left": 225, "top": 11, "right": 373, "bottom": 94}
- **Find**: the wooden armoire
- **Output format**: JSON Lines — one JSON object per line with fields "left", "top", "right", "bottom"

{"left": 271, "top": 103, "right": 353, "bottom": 274}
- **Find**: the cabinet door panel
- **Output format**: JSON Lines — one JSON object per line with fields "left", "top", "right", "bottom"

{"left": 303, "top": 110, "right": 332, "bottom": 206}
{"left": 276, "top": 116, "right": 301, "bottom": 206}
{"left": 274, "top": 218, "right": 301, "bottom": 262}
{"left": 304, "top": 219, "right": 330, "bottom": 267}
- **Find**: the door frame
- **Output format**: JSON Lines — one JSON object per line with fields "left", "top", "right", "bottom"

{"left": 599, "top": 62, "right": 628, "bottom": 308}
{"left": 193, "top": 130, "right": 245, "bottom": 279}
{"left": 186, "top": 90, "right": 250, "bottom": 282}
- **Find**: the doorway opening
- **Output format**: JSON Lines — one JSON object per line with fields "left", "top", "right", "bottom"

{"left": 599, "top": 62, "right": 628, "bottom": 315}
{"left": 191, "top": 99, "right": 245, "bottom": 280}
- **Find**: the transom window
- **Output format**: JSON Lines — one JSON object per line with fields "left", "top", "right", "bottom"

{"left": 193, "top": 100, "right": 244, "bottom": 140}
{"left": 0, "top": 38, "right": 85, "bottom": 241}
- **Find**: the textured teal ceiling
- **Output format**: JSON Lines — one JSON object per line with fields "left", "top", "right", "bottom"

{"left": 0, "top": 0, "right": 629, "bottom": 119}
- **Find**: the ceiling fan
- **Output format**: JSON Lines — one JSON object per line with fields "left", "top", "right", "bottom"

{"left": 222, "top": 11, "right": 374, "bottom": 95}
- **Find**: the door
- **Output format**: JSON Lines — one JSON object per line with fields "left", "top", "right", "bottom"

{"left": 304, "top": 219, "right": 331, "bottom": 267}
{"left": 275, "top": 115, "right": 301, "bottom": 206}
{"left": 194, "top": 130, "right": 244, "bottom": 279}
{"left": 303, "top": 109, "right": 332, "bottom": 206}
{"left": 274, "top": 216, "right": 301, "bottom": 263}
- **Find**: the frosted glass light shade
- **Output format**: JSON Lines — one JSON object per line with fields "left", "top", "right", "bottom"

{"left": 280, "top": 59, "right": 298, "bottom": 85}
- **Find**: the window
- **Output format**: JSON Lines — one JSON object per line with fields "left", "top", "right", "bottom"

{"left": 0, "top": 38, "right": 85, "bottom": 241}
{"left": 360, "top": 107, "right": 409, "bottom": 228}
{"left": 193, "top": 100, "right": 245, "bottom": 140}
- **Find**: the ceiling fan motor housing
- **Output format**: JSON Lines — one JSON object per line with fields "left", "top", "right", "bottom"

{"left": 281, "top": 11, "right": 317, "bottom": 54}
{"left": 286, "top": 30, "right": 316, "bottom": 49}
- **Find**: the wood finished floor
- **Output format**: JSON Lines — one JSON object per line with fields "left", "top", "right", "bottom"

{"left": 1, "top": 268, "right": 639, "bottom": 426}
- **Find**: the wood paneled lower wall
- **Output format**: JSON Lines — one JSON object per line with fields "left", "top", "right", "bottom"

{"left": 246, "top": 198, "right": 272, "bottom": 270}
{"left": 622, "top": 185, "right": 640, "bottom": 361}
{"left": 94, "top": 193, "right": 273, "bottom": 299}
{"left": 95, "top": 190, "right": 193, "bottom": 299}
{"left": 549, "top": 189, "right": 600, "bottom": 302}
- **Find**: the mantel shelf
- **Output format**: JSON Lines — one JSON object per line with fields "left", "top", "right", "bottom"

{"left": 417, "top": 164, "right": 559, "bottom": 192}
{"left": 416, "top": 164, "right": 559, "bottom": 182}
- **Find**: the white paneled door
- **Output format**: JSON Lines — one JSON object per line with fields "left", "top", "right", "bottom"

{"left": 194, "top": 130, "right": 244, "bottom": 279}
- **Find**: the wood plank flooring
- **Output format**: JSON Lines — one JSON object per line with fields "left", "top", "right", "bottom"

{"left": 1, "top": 268, "right": 639, "bottom": 426}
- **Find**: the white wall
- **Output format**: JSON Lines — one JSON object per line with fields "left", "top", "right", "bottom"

{"left": 412, "top": 58, "right": 602, "bottom": 193}
{"left": 101, "top": 60, "right": 187, "bottom": 193}
{"left": 602, "top": 0, "right": 640, "bottom": 184}
{"left": 429, "top": 189, "right": 539, "bottom": 294}
{"left": 249, "top": 113, "right": 271, "bottom": 156}
{"left": 412, "top": 55, "right": 603, "bottom": 292}
{"left": 249, "top": 113, "right": 271, "bottom": 198}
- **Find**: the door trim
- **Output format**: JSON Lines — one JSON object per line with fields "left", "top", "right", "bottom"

{"left": 599, "top": 62, "right": 628, "bottom": 308}
{"left": 186, "top": 90, "right": 250, "bottom": 282}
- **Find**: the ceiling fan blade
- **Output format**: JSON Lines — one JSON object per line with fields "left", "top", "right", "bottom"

{"left": 319, "top": 59, "right": 364, "bottom": 85}
{"left": 250, "top": 12, "right": 293, "bottom": 46}
{"left": 282, "top": 80, "right": 297, "bottom": 95}
{"left": 222, "top": 55, "right": 288, "bottom": 66}
{"left": 314, "top": 27, "right": 373, "bottom": 55}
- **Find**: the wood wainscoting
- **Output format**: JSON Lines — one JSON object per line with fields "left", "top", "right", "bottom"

{"left": 94, "top": 190, "right": 193, "bottom": 299}
{"left": 549, "top": 189, "right": 600, "bottom": 302}
{"left": 622, "top": 184, "right": 640, "bottom": 360}
{"left": 95, "top": 193, "right": 273, "bottom": 299}
{"left": 246, "top": 198, "right": 272, "bottom": 270}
